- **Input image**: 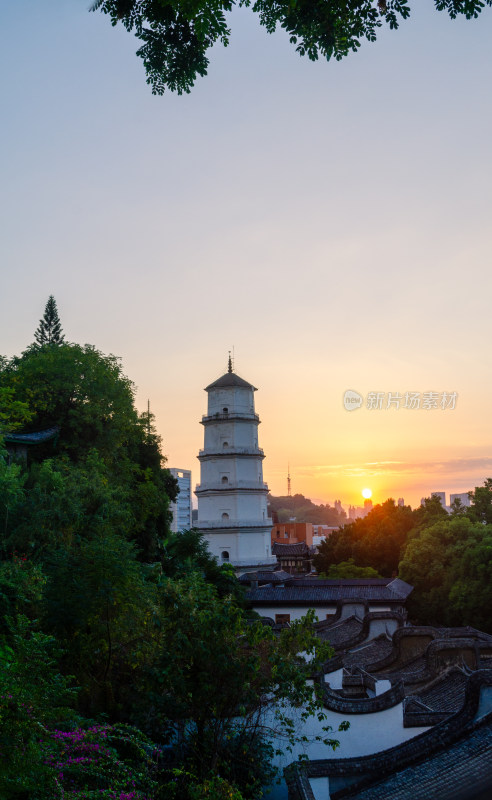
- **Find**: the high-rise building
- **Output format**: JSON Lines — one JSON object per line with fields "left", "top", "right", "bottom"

{"left": 431, "top": 491, "right": 446, "bottom": 507}
{"left": 450, "top": 492, "right": 471, "bottom": 507}
{"left": 169, "top": 468, "right": 193, "bottom": 533}
{"left": 398, "top": 497, "right": 405, "bottom": 507}
{"left": 196, "top": 358, "right": 275, "bottom": 566}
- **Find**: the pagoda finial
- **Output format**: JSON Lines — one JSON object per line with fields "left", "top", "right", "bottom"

{"left": 228, "top": 351, "right": 233, "bottom": 373}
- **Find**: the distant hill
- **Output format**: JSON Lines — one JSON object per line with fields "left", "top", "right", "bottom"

{"left": 268, "top": 493, "right": 346, "bottom": 526}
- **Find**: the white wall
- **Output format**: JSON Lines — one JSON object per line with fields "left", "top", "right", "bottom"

{"left": 204, "top": 529, "right": 274, "bottom": 565}
{"left": 310, "top": 778, "right": 330, "bottom": 800}
{"left": 263, "top": 697, "right": 430, "bottom": 800}
{"left": 207, "top": 386, "right": 255, "bottom": 416}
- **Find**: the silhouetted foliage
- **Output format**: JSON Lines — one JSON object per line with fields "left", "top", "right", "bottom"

{"left": 466, "top": 478, "right": 492, "bottom": 525}
{"left": 34, "top": 295, "right": 64, "bottom": 346}
{"left": 91, "top": 1, "right": 492, "bottom": 95}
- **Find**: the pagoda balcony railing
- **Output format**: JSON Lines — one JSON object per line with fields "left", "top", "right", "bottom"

{"left": 195, "top": 481, "right": 269, "bottom": 493}
{"left": 198, "top": 447, "right": 264, "bottom": 457}
{"left": 197, "top": 518, "right": 273, "bottom": 529}
{"left": 201, "top": 412, "right": 259, "bottom": 424}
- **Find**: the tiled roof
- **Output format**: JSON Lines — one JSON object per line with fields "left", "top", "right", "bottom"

{"left": 286, "top": 670, "right": 492, "bottom": 800}
{"left": 415, "top": 668, "right": 469, "bottom": 714}
{"left": 272, "top": 542, "right": 311, "bottom": 556}
{"left": 343, "top": 636, "right": 394, "bottom": 669}
{"left": 386, "top": 577, "right": 413, "bottom": 599}
{"left": 317, "top": 617, "right": 363, "bottom": 648}
{"left": 205, "top": 372, "right": 256, "bottom": 391}
{"left": 383, "top": 655, "right": 428, "bottom": 680}
{"left": 292, "top": 578, "right": 390, "bottom": 587}
{"left": 4, "top": 425, "right": 59, "bottom": 444}
{"left": 337, "top": 713, "right": 492, "bottom": 800}
{"left": 247, "top": 584, "right": 409, "bottom": 605}
{"left": 434, "top": 625, "right": 492, "bottom": 643}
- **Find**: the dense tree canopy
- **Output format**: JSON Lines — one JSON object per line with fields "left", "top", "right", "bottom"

{"left": 399, "top": 515, "right": 492, "bottom": 631}
{"left": 91, "top": 0, "right": 492, "bottom": 94}
{"left": 0, "top": 327, "right": 343, "bottom": 799}
{"left": 0, "top": 343, "right": 177, "bottom": 562}
{"left": 314, "top": 498, "right": 416, "bottom": 577}
{"left": 2, "top": 343, "right": 146, "bottom": 461}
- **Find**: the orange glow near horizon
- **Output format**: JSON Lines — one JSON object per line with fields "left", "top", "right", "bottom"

{"left": 148, "top": 354, "right": 492, "bottom": 512}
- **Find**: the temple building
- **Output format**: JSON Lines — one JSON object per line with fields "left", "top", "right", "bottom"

{"left": 4, "top": 426, "right": 59, "bottom": 462}
{"left": 196, "top": 358, "right": 275, "bottom": 567}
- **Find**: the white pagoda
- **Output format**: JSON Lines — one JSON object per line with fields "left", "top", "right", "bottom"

{"left": 196, "top": 357, "right": 275, "bottom": 567}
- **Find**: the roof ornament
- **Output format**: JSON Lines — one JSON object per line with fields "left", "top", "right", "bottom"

{"left": 228, "top": 351, "right": 233, "bottom": 373}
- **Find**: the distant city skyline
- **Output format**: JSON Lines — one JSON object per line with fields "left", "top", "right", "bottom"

{"left": 1, "top": 3, "right": 492, "bottom": 509}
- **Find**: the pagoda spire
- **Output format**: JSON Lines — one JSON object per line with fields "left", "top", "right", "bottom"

{"left": 228, "top": 351, "right": 233, "bottom": 373}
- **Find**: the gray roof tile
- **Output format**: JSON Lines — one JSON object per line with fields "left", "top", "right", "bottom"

{"left": 247, "top": 585, "right": 408, "bottom": 604}
{"left": 272, "top": 542, "right": 312, "bottom": 556}
{"left": 416, "top": 668, "right": 469, "bottom": 714}
{"left": 343, "top": 636, "right": 394, "bottom": 669}
{"left": 338, "top": 714, "right": 492, "bottom": 800}
{"left": 317, "top": 618, "right": 363, "bottom": 648}
{"left": 205, "top": 372, "right": 256, "bottom": 391}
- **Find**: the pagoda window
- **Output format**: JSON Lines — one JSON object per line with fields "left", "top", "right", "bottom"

{"left": 223, "top": 441, "right": 229, "bottom": 448}
{"left": 223, "top": 407, "right": 229, "bottom": 415}
{"left": 221, "top": 551, "right": 230, "bottom": 561}
{"left": 221, "top": 476, "right": 229, "bottom": 484}
{"left": 221, "top": 512, "right": 229, "bottom": 521}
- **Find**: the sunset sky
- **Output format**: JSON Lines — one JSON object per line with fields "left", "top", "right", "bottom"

{"left": 1, "top": 2, "right": 492, "bottom": 508}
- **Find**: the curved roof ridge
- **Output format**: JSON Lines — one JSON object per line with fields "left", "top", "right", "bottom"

{"left": 4, "top": 425, "right": 60, "bottom": 444}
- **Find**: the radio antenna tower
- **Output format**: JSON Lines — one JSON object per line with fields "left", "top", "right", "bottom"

{"left": 287, "top": 463, "right": 291, "bottom": 497}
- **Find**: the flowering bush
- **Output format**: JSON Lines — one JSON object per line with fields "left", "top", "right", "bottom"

{"left": 0, "top": 624, "right": 157, "bottom": 800}
{"left": 44, "top": 724, "right": 158, "bottom": 799}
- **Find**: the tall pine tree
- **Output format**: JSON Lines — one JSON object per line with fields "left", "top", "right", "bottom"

{"left": 34, "top": 296, "right": 65, "bottom": 345}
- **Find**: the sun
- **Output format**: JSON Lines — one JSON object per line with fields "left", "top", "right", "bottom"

{"left": 362, "top": 488, "right": 372, "bottom": 500}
